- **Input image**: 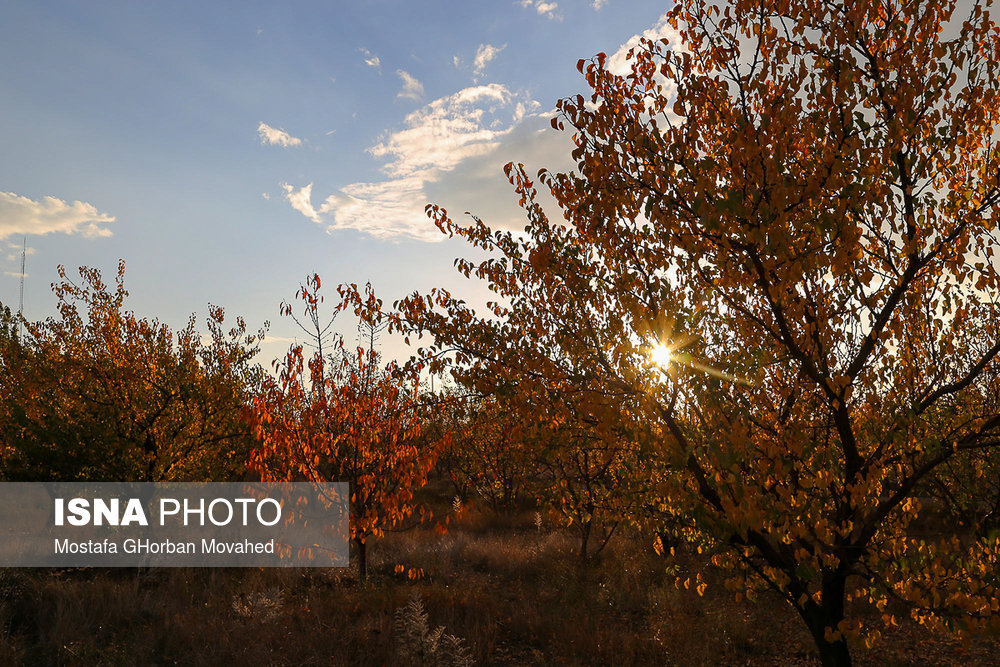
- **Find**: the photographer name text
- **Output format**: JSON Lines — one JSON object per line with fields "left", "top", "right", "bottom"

{"left": 54, "top": 537, "right": 275, "bottom": 555}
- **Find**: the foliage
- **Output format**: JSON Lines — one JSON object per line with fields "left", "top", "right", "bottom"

{"left": 0, "top": 261, "right": 265, "bottom": 482}
{"left": 250, "top": 276, "right": 443, "bottom": 580}
{"left": 435, "top": 396, "right": 538, "bottom": 515}
{"left": 395, "top": 232, "right": 653, "bottom": 562}
{"left": 396, "top": 0, "right": 1000, "bottom": 663}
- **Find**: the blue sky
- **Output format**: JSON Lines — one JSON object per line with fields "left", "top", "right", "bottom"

{"left": 0, "top": 0, "right": 671, "bottom": 362}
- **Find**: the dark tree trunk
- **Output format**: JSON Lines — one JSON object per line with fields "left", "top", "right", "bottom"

{"left": 796, "top": 572, "right": 851, "bottom": 667}
{"left": 579, "top": 518, "right": 592, "bottom": 565}
{"left": 356, "top": 537, "right": 367, "bottom": 582}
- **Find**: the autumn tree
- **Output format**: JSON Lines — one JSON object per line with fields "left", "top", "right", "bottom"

{"left": 397, "top": 0, "right": 1000, "bottom": 663}
{"left": 251, "top": 276, "right": 442, "bottom": 581}
{"left": 530, "top": 399, "right": 646, "bottom": 564}
{"left": 0, "top": 261, "right": 266, "bottom": 482}
{"left": 435, "top": 395, "right": 538, "bottom": 514}
{"left": 427, "top": 373, "right": 644, "bottom": 563}
{"left": 0, "top": 304, "right": 26, "bottom": 477}
{"left": 0, "top": 303, "right": 18, "bottom": 346}
{"left": 395, "top": 193, "right": 658, "bottom": 564}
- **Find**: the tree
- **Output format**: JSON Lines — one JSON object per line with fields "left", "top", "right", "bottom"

{"left": 251, "top": 276, "right": 442, "bottom": 581}
{"left": 435, "top": 395, "right": 538, "bottom": 515}
{"left": 399, "top": 0, "right": 1000, "bottom": 663}
{"left": 395, "top": 207, "right": 654, "bottom": 564}
{"left": 0, "top": 261, "right": 265, "bottom": 482}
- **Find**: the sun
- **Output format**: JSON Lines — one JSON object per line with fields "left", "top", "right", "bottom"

{"left": 649, "top": 342, "right": 674, "bottom": 370}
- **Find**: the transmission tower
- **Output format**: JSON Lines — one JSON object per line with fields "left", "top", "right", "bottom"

{"left": 16, "top": 236, "right": 25, "bottom": 338}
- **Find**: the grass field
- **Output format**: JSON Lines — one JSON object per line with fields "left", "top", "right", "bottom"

{"left": 2, "top": 500, "right": 999, "bottom": 666}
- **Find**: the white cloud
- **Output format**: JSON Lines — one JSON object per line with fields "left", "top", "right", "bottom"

{"left": 3, "top": 239, "right": 34, "bottom": 277}
{"left": 519, "top": 0, "right": 561, "bottom": 20}
{"left": 592, "top": 0, "right": 607, "bottom": 8}
{"left": 473, "top": 43, "right": 506, "bottom": 79}
{"left": 263, "top": 335, "right": 300, "bottom": 345}
{"left": 280, "top": 85, "right": 572, "bottom": 242}
{"left": 281, "top": 182, "right": 321, "bottom": 224}
{"left": 310, "top": 174, "right": 437, "bottom": 240}
{"left": 369, "top": 84, "right": 516, "bottom": 178}
{"left": 396, "top": 69, "right": 425, "bottom": 101}
{"left": 452, "top": 55, "right": 462, "bottom": 69}
{"left": 5, "top": 242, "right": 36, "bottom": 260}
{"left": 359, "top": 48, "right": 382, "bottom": 72}
{"left": 608, "top": 14, "right": 684, "bottom": 76}
{"left": 257, "top": 122, "right": 303, "bottom": 147}
{"left": 420, "top": 111, "right": 575, "bottom": 232}
{"left": 0, "top": 192, "right": 114, "bottom": 240}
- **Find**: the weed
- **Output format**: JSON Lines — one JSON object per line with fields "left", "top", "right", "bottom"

{"left": 393, "top": 593, "right": 474, "bottom": 667}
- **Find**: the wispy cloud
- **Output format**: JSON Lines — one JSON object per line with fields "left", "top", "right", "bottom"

{"left": 257, "top": 122, "right": 303, "bottom": 147}
{"left": 592, "top": 0, "right": 607, "bottom": 8}
{"left": 607, "top": 14, "right": 684, "bottom": 76}
{"left": 519, "top": 0, "right": 561, "bottom": 20}
{"left": 281, "top": 182, "right": 321, "bottom": 223}
{"left": 5, "top": 242, "right": 36, "bottom": 263}
{"left": 3, "top": 240, "right": 34, "bottom": 279}
{"left": 368, "top": 84, "right": 519, "bottom": 178}
{"left": 0, "top": 191, "right": 114, "bottom": 240}
{"left": 396, "top": 69, "right": 425, "bottom": 101}
{"left": 263, "top": 335, "right": 300, "bottom": 345}
{"left": 359, "top": 47, "right": 382, "bottom": 72}
{"left": 473, "top": 43, "right": 506, "bottom": 79}
{"left": 280, "top": 84, "right": 572, "bottom": 242}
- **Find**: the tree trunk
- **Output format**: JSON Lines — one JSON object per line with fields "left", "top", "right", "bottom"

{"left": 579, "top": 518, "right": 592, "bottom": 565}
{"left": 796, "top": 573, "right": 851, "bottom": 667}
{"left": 356, "top": 537, "right": 367, "bottom": 582}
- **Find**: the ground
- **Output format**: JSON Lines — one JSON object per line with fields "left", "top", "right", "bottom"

{"left": 1, "top": 485, "right": 999, "bottom": 665}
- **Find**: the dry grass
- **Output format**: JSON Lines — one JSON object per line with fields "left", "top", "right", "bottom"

{"left": 1, "top": 508, "right": 999, "bottom": 665}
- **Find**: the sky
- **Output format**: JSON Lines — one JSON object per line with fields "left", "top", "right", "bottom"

{"left": 0, "top": 0, "right": 672, "bottom": 364}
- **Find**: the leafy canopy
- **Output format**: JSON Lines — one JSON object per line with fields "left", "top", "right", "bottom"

{"left": 396, "top": 0, "right": 1000, "bottom": 663}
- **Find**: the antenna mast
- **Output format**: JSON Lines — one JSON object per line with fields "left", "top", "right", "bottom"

{"left": 17, "top": 236, "right": 25, "bottom": 338}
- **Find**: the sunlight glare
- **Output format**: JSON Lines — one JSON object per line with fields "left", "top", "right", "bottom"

{"left": 649, "top": 342, "right": 673, "bottom": 370}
